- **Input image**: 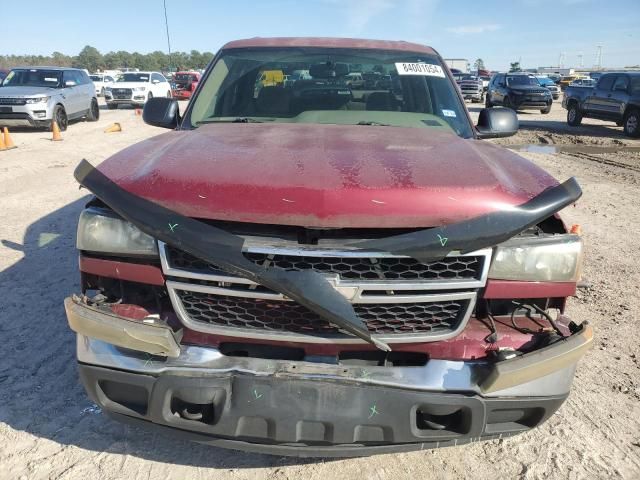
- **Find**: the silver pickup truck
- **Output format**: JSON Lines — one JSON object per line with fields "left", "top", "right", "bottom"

{"left": 0, "top": 67, "right": 99, "bottom": 131}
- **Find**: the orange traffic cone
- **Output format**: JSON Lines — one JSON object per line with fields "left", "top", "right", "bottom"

{"left": 3, "top": 127, "right": 16, "bottom": 149}
{"left": 135, "top": 108, "right": 142, "bottom": 116}
{"left": 104, "top": 122, "right": 122, "bottom": 133}
{"left": 0, "top": 131, "right": 6, "bottom": 151}
{"left": 51, "top": 121, "right": 63, "bottom": 141}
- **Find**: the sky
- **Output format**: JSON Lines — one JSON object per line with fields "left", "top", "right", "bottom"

{"left": 2, "top": 0, "right": 639, "bottom": 70}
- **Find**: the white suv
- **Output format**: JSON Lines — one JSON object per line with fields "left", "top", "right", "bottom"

{"left": 0, "top": 67, "right": 99, "bottom": 131}
{"left": 89, "top": 73, "right": 116, "bottom": 96}
{"left": 105, "top": 72, "right": 171, "bottom": 109}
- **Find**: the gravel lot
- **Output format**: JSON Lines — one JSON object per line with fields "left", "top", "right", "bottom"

{"left": 1, "top": 98, "right": 639, "bottom": 479}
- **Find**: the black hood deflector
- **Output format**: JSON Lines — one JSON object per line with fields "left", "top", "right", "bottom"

{"left": 74, "top": 160, "right": 581, "bottom": 351}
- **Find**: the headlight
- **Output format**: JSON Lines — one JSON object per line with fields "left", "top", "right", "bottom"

{"left": 77, "top": 209, "right": 158, "bottom": 256}
{"left": 132, "top": 86, "right": 146, "bottom": 92}
{"left": 25, "top": 96, "right": 49, "bottom": 104}
{"left": 489, "top": 235, "right": 583, "bottom": 282}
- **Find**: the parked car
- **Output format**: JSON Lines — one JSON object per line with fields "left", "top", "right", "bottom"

{"left": 536, "top": 76, "right": 560, "bottom": 99}
{"left": 345, "top": 72, "right": 365, "bottom": 89}
{"left": 0, "top": 67, "right": 98, "bottom": 130}
{"left": 569, "top": 78, "right": 596, "bottom": 88}
{"left": 89, "top": 73, "right": 116, "bottom": 96}
{"left": 563, "top": 71, "right": 640, "bottom": 137}
{"left": 486, "top": 73, "right": 553, "bottom": 113}
{"left": 559, "top": 75, "right": 588, "bottom": 90}
{"left": 459, "top": 75, "right": 484, "bottom": 102}
{"left": 104, "top": 71, "right": 171, "bottom": 109}
{"left": 546, "top": 73, "right": 561, "bottom": 84}
{"left": 171, "top": 71, "right": 201, "bottom": 100}
{"left": 67, "top": 37, "right": 590, "bottom": 457}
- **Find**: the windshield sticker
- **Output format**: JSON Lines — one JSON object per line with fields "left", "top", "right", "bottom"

{"left": 442, "top": 109, "right": 456, "bottom": 117}
{"left": 44, "top": 78, "right": 58, "bottom": 82}
{"left": 395, "top": 62, "right": 445, "bottom": 77}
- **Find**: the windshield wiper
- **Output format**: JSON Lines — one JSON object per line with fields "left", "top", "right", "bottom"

{"left": 357, "top": 121, "right": 391, "bottom": 126}
{"left": 200, "top": 117, "right": 266, "bottom": 124}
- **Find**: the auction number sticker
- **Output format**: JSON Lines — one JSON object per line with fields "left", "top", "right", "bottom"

{"left": 395, "top": 63, "right": 445, "bottom": 77}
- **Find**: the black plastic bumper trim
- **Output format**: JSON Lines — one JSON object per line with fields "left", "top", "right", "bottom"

{"left": 79, "top": 364, "right": 567, "bottom": 457}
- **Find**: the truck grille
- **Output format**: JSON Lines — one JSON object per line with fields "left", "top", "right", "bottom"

{"left": 161, "top": 241, "right": 489, "bottom": 343}
{"left": 166, "top": 245, "right": 485, "bottom": 281}
{"left": 0, "top": 98, "right": 27, "bottom": 106}
{"left": 176, "top": 290, "right": 468, "bottom": 335}
{"left": 112, "top": 88, "right": 132, "bottom": 99}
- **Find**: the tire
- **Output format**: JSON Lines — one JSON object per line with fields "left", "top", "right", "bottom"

{"left": 107, "top": 102, "right": 118, "bottom": 110}
{"left": 503, "top": 95, "right": 515, "bottom": 111}
{"left": 52, "top": 105, "right": 68, "bottom": 131}
{"left": 623, "top": 108, "right": 640, "bottom": 137}
{"left": 147, "top": 92, "right": 153, "bottom": 102}
{"left": 567, "top": 103, "right": 582, "bottom": 126}
{"left": 87, "top": 98, "right": 99, "bottom": 122}
{"left": 485, "top": 94, "right": 492, "bottom": 108}
{"left": 540, "top": 104, "right": 552, "bottom": 114}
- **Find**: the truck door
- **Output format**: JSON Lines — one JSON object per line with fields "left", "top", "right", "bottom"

{"left": 584, "top": 74, "right": 615, "bottom": 116}
{"left": 608, "top": 75, "right": 630, "bottom": 120}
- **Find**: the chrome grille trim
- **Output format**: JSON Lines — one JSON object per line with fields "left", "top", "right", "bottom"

{"left": 167, "top": 281, "right": 477, "bottom": 344}
{"left": 158, "top": 241, "right": 492, "bottom": 291}
{"left": 159, "top": 239, "right": 489, "bottom": 344}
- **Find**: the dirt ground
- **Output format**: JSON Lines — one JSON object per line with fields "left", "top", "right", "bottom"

{"left": 1, "top": 98, "right": 639, "bottom": 479}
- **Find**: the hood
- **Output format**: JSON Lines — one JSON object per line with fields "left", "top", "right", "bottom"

{"left": 98, "top": 123, "right": 560, "bottom": 228}
{"left": 0, "top": 86, "right": 57, "bottom": 97}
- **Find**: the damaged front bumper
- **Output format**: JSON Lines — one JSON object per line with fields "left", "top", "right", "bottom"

{"left": 68, "top": 296, "right": 592, "bottom": 456}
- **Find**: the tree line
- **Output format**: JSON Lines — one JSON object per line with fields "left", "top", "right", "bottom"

{"left": 0, "top": 45, "right": 215, "bottom": 72}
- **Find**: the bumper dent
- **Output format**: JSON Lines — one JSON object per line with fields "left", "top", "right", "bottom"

{"left": 65, "top": 296, "right": 181, "bottom": 358}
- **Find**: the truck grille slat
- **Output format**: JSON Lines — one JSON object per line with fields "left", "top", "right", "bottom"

{"left": 177, "top": 290, "right": 468, "bottom": 335}
{"left": 166, "top": 245, "right": 484, "bottom": 281}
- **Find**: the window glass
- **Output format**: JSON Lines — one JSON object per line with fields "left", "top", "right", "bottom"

{"left": 612, "top": 76, "right": 629, "bottom": 91}
{"left": 3, "top": 69, "right": 63, "bottom": 87}
{"left": 188, "top": 47, "right": 473, "bottom": 138}
{"left": 597, "top": 75, "right": 615, "bottom": 91}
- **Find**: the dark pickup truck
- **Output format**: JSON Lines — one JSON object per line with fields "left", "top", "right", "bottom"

{"left": 563, "top": 72, "right": 640, "bottom": 137}
{"left": 65, "top": 37, "right": 591, "bottom": 457}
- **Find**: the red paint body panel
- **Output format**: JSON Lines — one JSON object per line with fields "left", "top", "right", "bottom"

{"left": 79, "top": 255, "right": 165, "bottom": 286}
{"left": 98, "top": 123, "right": 559, "bottom": 228}
{"left": 485, "top": 280, "right": 576, "bottom": 299}
{"left": 178, "top": 315, "right": 566, "bottom": 361}
{"left": 222, "top": 37, "right": 437, "bottom": 55}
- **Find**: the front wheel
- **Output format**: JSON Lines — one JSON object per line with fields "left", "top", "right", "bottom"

{"left": 503, "top": 95, "right": 515, "bottom": 111}
{"left": 540, "top": 104, "right": 552, "bottom": 114}
{"left": 567, "top": 104, "right": 582, "bottom": 126}
{"left": 87, "top": 98, "right": 99, "bottom": 121}
{"left": 52, "top": 105, "right": 68, "bottom": 131}
{"left": 623, "top": 108, "right": 640, "bottom": 137}
{"left": 485, "top": 95, "right": 492, "bottom": 108}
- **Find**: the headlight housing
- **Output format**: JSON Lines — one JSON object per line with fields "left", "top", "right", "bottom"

{"left": 132, "top": 86, "right": 146, "bottom": 92}
{"left": 77, "top": 208, "right": 158, "bottom": 256}
{"left": 25, "top": 96, "right": 49, "bottom": 104}
{"left": 489, "top": 235, "right": 583, "bottom": 282}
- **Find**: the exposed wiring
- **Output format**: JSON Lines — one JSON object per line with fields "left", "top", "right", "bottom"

{"left": 510, "top": 301, "right": 564, "bottom": 336}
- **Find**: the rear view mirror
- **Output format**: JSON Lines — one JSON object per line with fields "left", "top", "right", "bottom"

{"left": 476, "top": 107, "right": 518, "bottom": 139}
{"left": 143, "top": 97, "right": 180, "bottom": 129}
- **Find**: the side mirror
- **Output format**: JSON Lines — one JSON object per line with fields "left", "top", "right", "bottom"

{"left": 65, "top": 80, "right": 77, "bottom": 87}
{"left": 143, "top": 97, "right": 180, "bottom": 129}
{"left": 476, "top": 107, "right": 518, "bottom": 139}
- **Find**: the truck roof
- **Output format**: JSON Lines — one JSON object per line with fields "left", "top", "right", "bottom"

{"left": 221, "top": 37, "right": 437, "bottom": 55}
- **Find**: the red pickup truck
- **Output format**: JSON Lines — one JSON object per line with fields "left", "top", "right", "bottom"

{"left": 171, "top": 71, "right": 200, "bottom": 100}
{"left": 66, "top": 37, "right": 591, "bottom": 457}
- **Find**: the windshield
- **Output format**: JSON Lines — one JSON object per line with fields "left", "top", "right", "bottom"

{"left": 89, "top": 75, "right": 102, "bottom": 81}
{"left": 3, "top": 69, "right": 63, "bottom": 88}
{"left": 188, "top": 47, "right": 473, "bottom": 137}
{"left": 506, "top": 75, "right": 539, "bottom": 86}
{"left": 537, "top": 77, "right": 554, "bottom": 86}
{"left": 117, "top": 73, "right": 149, "bottom": 83}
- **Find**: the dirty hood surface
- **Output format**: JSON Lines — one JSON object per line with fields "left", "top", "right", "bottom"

{"left": 98, "top": 123, "right": 560, "bottom": 228}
